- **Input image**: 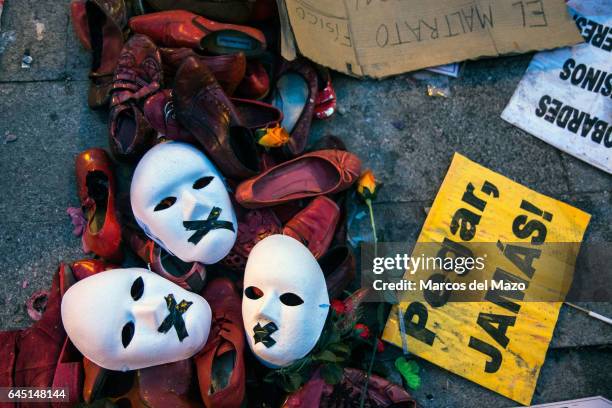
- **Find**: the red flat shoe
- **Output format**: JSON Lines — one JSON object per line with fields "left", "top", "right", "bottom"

{"left": 194, "top": 278, "right": 245, "bottom": 408}
{"left": 283, "top": 196, "right": 340, "bottom": 259}
{"left": 235, "top": 59, "right": 270, "bottom": 100}
{"left": 124, "top": 227, "right": 207, "bottom": 292}
{"left": 235, "top": 149, "right": 361, "bottom": 209}
{"left": 129, "top": 10, "right": 266, "bottom": 56}
{"left": 159, "top": 48, "right": 246, "bottom": 95}
{"left": 272, "top": 58, "right": 318, "bottom": 157}
{"left": 75, "top": 148, "right": 123, "bottom": 262}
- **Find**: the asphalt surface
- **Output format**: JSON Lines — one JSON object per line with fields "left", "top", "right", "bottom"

{"left": 0, "top": 1, "right": 610, "bottom": 407}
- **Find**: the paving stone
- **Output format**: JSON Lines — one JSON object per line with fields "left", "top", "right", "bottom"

{"left": 561, "top": 155, "right": 612, "bottom": 195}
{"left": 401, "top": 347, "right": 612, "bottom": 408}
{"left": 0, "top": 80, "right": 108, "bottom": 328}
{"left": 0, "top": 0, "right": 71, "bottom": 82}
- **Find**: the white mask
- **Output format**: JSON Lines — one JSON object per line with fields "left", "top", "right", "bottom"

{"left": 242, "top": 235, "right": 330, "bottom": 368}
{"left": 131, "top": 141, "right": 237, "bottom": 264}
{"left": 61, "top": 268, "right": 211, "bottom": 371}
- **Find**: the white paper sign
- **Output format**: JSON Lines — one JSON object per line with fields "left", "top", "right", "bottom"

{"left": 512, "top": 396, "right": 612, "bottom": 408}
{"left": 501, "top": 0, "right": 612, "bottom": 174}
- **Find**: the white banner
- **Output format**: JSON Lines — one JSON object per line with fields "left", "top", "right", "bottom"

{"left": 502, "top": 0, "right": 612, "bottom": 174}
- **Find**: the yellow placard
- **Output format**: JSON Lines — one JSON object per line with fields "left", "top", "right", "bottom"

{"left": 382, "top": 153, "right": 590, "bottom": 405}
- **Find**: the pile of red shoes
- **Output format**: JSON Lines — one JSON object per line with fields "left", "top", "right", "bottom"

{"left": 0, "top": 1, "right": 415, "bottom": 407}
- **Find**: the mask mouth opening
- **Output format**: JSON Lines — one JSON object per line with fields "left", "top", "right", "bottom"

{"left": 85, "top": 170, "right": 109, "bottom": 233}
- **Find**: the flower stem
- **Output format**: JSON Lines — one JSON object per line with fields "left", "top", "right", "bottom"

{"left": 366, "top": 199, "right": 378, "bottom": 243}
{"left": 359, "top": 327, "right": 380, "bottom": 408}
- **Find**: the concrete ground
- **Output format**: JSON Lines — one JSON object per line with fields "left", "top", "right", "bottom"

{"left": 0, "top": 0, "right": 610, "bottom": 407}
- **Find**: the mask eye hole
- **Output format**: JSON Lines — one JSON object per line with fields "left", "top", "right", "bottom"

{"left": 154, "top": 196, "right": 176, "bottom": 211}
{"left": 193, "top": 176, "right": 214, "bottom": 190}
{"left": 244, "top": 286, "right": 264, "bottom": 300}
{"left": 280, "top": 293, "right": 304, "bottom": 306}
{"left": 130, "top": 277, "right": 144, "bottom": 301}
{"left": 121, "top": 322, "right": 135, "bottom": 348}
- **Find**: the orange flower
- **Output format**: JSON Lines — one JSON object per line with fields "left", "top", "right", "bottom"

{"left": 357, "top": 169, "right": 378, "bottom": 201}
{"left": 256, "top": 125, "right": 290, "bottom": 148}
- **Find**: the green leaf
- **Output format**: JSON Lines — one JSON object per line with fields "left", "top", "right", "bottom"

{"left": 395, "top": 357, "right": 421, "bottom": 390}
{"left": 321, "top": 363, "right": 343, "bottom": 385}
{"left": 286, "top": 372, "right": 304, "bottom": 392}
{"left": 329, "top": 343, "right": 351, "bottom": 356}
{"left": 314, "top": 350, "right": 340, "bottom": 362}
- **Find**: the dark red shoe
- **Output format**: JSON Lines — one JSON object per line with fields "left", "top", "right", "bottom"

{"left": 75, "top": 148, "right": 123, "bottom": 262}
{"left": 231, "top": 97, "right": 282, "bottom": 131}
{"left": 109, "top": 360, "right": 197, "bottom": 407}
{"left": 143, "top": 89, "right": 196, "bottom": 143}
{"left": 318, "top": 246, "right": 356, "bottom": 299}
{"left": 235, "top": 59, "right": 269, "bottom": 100}
{"left": 70, "top": 258, "right": 116, "bottom": 281}
{"left": 129, "top": 10, "right": 266, "bottom": 56}
{"left": 10, "top": 267, "right": 71, "bottom": 391}
{"left": 83, "top": 0, "right": 128, "bottom": 109}
{"left": 314, "top": 68, "right": 337, "bottom": 120}
{"left": 235, "top": 149, "right": 361, "bottom": 209}
{"left": 160, "top": 48, "right": 246, "bottom": 95}
{"left": 124, "top": 227, "right": 207, "bottom": 292}
{"left": 109, "top": 34, "right": 162, "bottom": 161}
{"left": 143, "top": 0, "right": 254, "bottom": 24}
{"left": 272, "top": 59, "right": 318, "bottom": 157}
{"left": 220, "top": 209, "right": 281, "bottom": 271}
{"left": 194, "top": 278, "right": 245, "bottom": 408}
{"left": 173, "top": 56, "right": 260, "bottom": 180}
{"left": 70, "top": 0, "right": 91, "bottom": 50}
{"left": 283, "top": 196, "right": 340, "bottom": 259}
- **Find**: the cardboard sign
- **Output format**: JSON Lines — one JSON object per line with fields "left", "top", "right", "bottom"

{"left": 502, "top": 0, "right": 612, "bottom": 174}
{"left": 281, "top": 0, "right": 583, "bottom": 78}
{"left": 382, "top": 153, "right": 590, "bottom": 405}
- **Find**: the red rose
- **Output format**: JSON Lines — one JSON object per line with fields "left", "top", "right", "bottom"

{"left": 331, "top": 299, "right": 345, "bottom": 314}
{"left": 355, "top": 323, "right": 371, "bottom": 339}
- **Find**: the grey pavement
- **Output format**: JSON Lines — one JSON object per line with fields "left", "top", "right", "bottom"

{"left": 0, "top": 0, "right": 610, "bottom": 407}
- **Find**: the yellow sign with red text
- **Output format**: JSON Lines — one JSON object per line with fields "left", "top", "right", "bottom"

{"left": 382, "top": 153, "right": 590, "bottom": 405}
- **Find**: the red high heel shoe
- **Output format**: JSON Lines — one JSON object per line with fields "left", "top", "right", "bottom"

{"left": 75, "top": 149, "right": 123, "bottom": 262}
